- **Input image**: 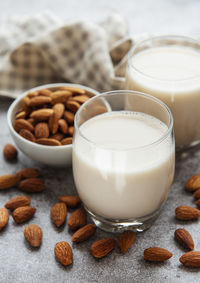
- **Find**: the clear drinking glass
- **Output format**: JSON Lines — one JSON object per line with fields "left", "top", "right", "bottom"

{"left": 73, "top": 91, "right": 175, "bottom": 233}
{"left": 126, "top": 35, "right": 200, "bottom": 149}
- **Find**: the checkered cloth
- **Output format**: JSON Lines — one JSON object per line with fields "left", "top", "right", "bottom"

{"left": 0, "top": 11, "right": 143, "bottom": 99}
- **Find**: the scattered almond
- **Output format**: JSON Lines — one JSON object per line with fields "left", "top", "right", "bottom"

{"left": 50, "top": 203, "right": 67, "bottom": 227}
{"left": 67, "top": 208, "right": 86, "bottom": 230}
{"left": 144, "top": 247, "right": 172, "bottom": 262}
{"left": 193, "top": 188, "right": 200, "bottom": 200}
{"left": 24, "top": 224, "right": 42, "bottom": 247}
{"left": 54, "top": 241, "right": 73, "bottom": 266}
{"left": 58, "top": 195, "right": 81, "bottom": 208}
{"left": 195, "top": 198, "right": 200, "bottom": 208}
{"left": 174, "top": 228, "right": 194, "bottom": 250}
{"left": 90, "top": 238, "right": 116, "bottom": 259}
{"left": 118, "top": 230, "right": 135, "bottom": 254}
{"left": 12, "top": 206, "right": 36, "bottom": 224}
{"left": 18, "top": 178, "right": 45, "bottom": 193}
{"left": 3, "top": 144, "right": 18, "bottom": 161}
{"left": 180, "top": 251, "right": 200, "bottom": 267}
{"left": 72, "top": 224, "right": 96, "bottom": 243}
{"left": 34, "top": 122, "right": 49, "bottom": 139}
{"left": 0, "top": 208, "right": 9, "bottom": 231}
{"left": 17, "top": 168, "right": 40, "bottom": 179}
{"left": 0, "top": 174, "right": 20, "bottom": 189}
{"left": 19, "top": 129, "right": 36, "bottom": 142}
{"left": 175, "top": 206, "right": 200, "bottom": 220}
{"left": 5, "top": 195, "right": 31, "bottom": 210}
{"left": 185, "top": 174, "right": 200, "bottom": 192}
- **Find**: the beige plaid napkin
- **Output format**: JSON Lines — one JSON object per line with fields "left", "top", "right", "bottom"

{"left": 0, "top": 11, "right": 141, "bottom": 99}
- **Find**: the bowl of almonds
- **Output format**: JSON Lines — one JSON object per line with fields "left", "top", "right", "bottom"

{"left": 7, "top": 83, "right": 99, "bottom": 166}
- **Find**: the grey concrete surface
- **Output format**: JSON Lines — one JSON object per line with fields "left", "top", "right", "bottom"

{"left": 0, "top": 1, "right": 200, "bottom": 282}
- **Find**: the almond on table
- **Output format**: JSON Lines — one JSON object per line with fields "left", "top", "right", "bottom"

{"left": 144, "top": 247, "right": 173, "bottom": 262}
{"left": 12, "top": 206, "right": 36, "bottom": 224}
{"left": 17, "top": 168, "right": 40, "bottom": 179}
{"left": 90, "top": 238, "right": 116, "bottom": 259}
{"left": 118, "top": 230, "right": 135, "bottom": 254}
{"left": 72, "top": 224, "right": 96, "bottom": 243}
{"left": 0, "top": 208, "right": 9, "bottom": 231}
{"left": 67, "top": 208, "right": 86, "bottom": 230}
{"left": 5, "top": 195, "right": 31, "bottom": 210}
{"left": 58, "top": 195, "right": 81, "bottom": 208}
{"left": 185, "top": 174, "right": 200, "bottom": 192}
{"left": 24, "top": 224, "right": 43, "bottom": 247}
{"left": 180, "top": 251, "right": 200, "bottom": 267}
{"left": 175, "top": 206, "right": 200, "bottom": 220}
{"left": 54, "top": 241, "right": 73, "bottom": 266}
{"left": 174, "top": 228, "right": 194, "bottom": 251}
{"left": 18, "top": 178, "right": 45, "bottom": 193}
{"left": 0, "top": 174, "right": 20, "bottom": 190}
{"left": 3, "top": 144, "right": 18, "bottom": 161}
{"left": 50, "top": 202, "right": 67, "bottom": 227}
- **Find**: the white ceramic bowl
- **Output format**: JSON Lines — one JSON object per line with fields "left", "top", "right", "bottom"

{"left": 7, "top": 83, "right": 99, "bottom": 167}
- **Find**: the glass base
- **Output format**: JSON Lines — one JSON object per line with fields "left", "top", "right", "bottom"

{"left": 85, "top": 206, "right": 161, "bottom": 233}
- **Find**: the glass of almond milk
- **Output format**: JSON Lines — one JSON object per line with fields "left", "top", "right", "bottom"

{"left": 126, "top": 36, "right": 200, "bottom": 149}
{"left": 73, "top": 91, "right": 175, "bottom": 233}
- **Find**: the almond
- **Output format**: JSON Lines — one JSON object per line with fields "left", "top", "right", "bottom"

{"left": 50, "top": 133, "right": 64, "bottom": 141}
{"left": 144, "top": 247, "right": 173, "bottom": 262}
{"left": 15, "top": 111, "right": 26, "bottom": 119}
{"left": 58, "top": 195, "right": 81, "bottom": 208}
{"left": 14, "top": 119, "right": 34, "bottom": 133}
{"left": 29, "top": 96, "right": 52, "bottom": 107}
{"left": 58, "top": 119, "right": 68, "bottom": 134}
{"left": 27, "top": 91, "right": 38, "bottom": 98}
{"left": 0, "top": 174, "right": 20, "bottom": 189}
{"left": 30, "top": 109, "right": 53, "bottom": 121}
{"left": 196, "top": 198, "right": 200, "bottom": 208}
{"left": 118, "top": 231, "right": 135, "bottom": 254}
{"left": 18, "top": 178, "right": 45, "bottom": 193}
{"left": 24, "top": 224, "right": 42, "bottom": 247}
{"left": 185, "top": 174, "right": 200, "bottom": 192}
{"left": 61, "top": 137, "right": 72, "bottom": 145}
{"left": 3, "top": 144, "right": 18, "bottom": 161}
{"left": 174, "top": 228, "right": 194, "bottom": 250}
{"left": 175, "top": 206, "right": 200, "bottom": 220}
{"left": 5, "top": 195, "right": 30, "bottom": 210}
{"left": 68, "top": 126, "right": 74, "bottom": 136}
{"left": 60, "top": 86, "right": 85, "bottom": 95}
{"left": 72, "top": 224, "right": 96, "bottom": 243}
{"left": 34, "top": 122, "right": 49, "bottom": 139}
{"left": 64, "top": 111, "right": 74, "bottom": 124}
{"left": 193, "top": 188, "right": 200, "bottom": 200}
{"left": 54, "top": 241, "right": 73, "bottom": 266}
{"left": 22, "top": 96, "right": 30, "bottom": 111}
{"left": 50, "top": 203, "right": 67, "bottom": 227}
{"left": 90, "top": 238, "right": 116, "bottom": 259}
{"left": 36, "top": 138, "right": 61, "bottom": 146}
{"left": 17, "top": 168, "right": 40, "bottom": 179}
{"left": 66, "top": 100, "right": 80, "bottom": 113}
{"left": 48, "top": 111, "right": 59, "bottom": 134}
{"left": 0, "top": 208, "right": 9, "bottom": 231}
{"left": 12, "top": 206, "right": 36, "bottom": 223}
{"left": 27, "top": 118, "right": 36, "bottom": 126}
{"left": 70, "top": 95, "right": 89, "bottom": 104}
{"left": 53, "top": 103, "right": 65, "bottom": 119}
{"left": 38, "top": 89, "right": 52, "bottom": 97}
{"left": 19, "top": 129, "right": 36, "bottom": 142}
{"left": 180, "top": 251, "right": 200, "bottom": 267}
{"left": 51, "top": 90, "right": 72, "bottom": 104}
{"left": 67, "top": 208, "right": 86, "bottom": 230}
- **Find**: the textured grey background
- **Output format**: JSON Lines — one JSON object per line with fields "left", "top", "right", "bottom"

{"left": 0, "top": 1, "right": 200, "bottom": 282}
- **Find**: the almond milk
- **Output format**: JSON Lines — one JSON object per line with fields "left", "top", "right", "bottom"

{"left": 126, "top": 46, "right": 200, "bottom": 147}
{"left": 73, "top": 111, "right": 174, "bottom": 220}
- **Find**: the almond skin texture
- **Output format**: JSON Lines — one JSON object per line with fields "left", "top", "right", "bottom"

{"left": 54, "top": 241, "right": 73, "bottom": 266}
{"left": 24, "top": 224, "right": 42, "bottom": 247}
{"left": 53, "top": 103, "right": 65, "bottom": 119}
{"left": 175, "top": 206, "right": 200, "bottom": 220}
{"left": 144, "top": 247, "right": 173, "bottom": 262}
{"left": 67, "top": 208, "right": 86, "bottom": 230}
{"left": 0, "top": 208, "right": 9, "bottom": 231}
{"left": 185, "top": 174, "right": 200, "bottom": 192}
{"left": 58, "top": 195, "right": 81, "bottom": 208}
{"left": 14, "top": 119, "right": 34, "bottom": 133}
{"left": 12, "top": 206, "right": 36, "bottom": 224}
{"left": 36, "top": 138, "right": 61, "bottom": 146}
{"left": 38, "top": 89, "right": 52, "bottom": 97}
{"left": 64, "top": 111, "right": 74, "bottom": 124}
{"left": 18, "top": 178, "right": 45, "bottom": 193}
{"left": 15, "top": 111, "right": 26, "bottom": 119}
{"left": 3, "top": 144, "right": 18, "bottom": 161}
{"left": 72, "top": 224, "right": 96, "bottom": 243}
{"left": 66, "top": 100, "right": 80, "bottom": 113}
{"left": 50, "top": 203, "right": 67, "bottom": 227}
{"left": 58, "top": 119, "right": 68, "bottom": 134}
{"left": 19, "top": 129, "right": 36, "bottom": 142}
{"left": 29, "top": 96, "right": 51, "bottom": 107}
{"left": 193, "top": 188, "right": 200, "bottom": 199}
{"left": 90, "top": 238, "right": 116, "bottom": 259}
{"left": 34, "top": 122, "right": 49, "bottom": 139}
{"left": 30, "top": 109, "right": 53, "bottom": 121}
{"left": 196, "top": 198, "right": 200, "bottom": 208}
{"left": 174, "top": 228, "right": 194, "bottom": 250}
{"left": 0, "top": 174, "right": 20, "bottom": 189}
{"left": 61, "top": 137, "right": 72, "bottom": 145}
{"left": 5, "top": 195, "right": 31, "bottom": 210}
{"left": 180, "top": 251, "right": 200, "bottom": 267}
{"left": 118, "top": 231, "right": 136, "bottom": 254}
{"left": 17, "top": 168, "right": 40, "bottom": 179}
{"left": 48, "top": 111, "right": 59, "bottom": 135}
{"left": 51, "top": 90, "right": 72, "bottom": 104}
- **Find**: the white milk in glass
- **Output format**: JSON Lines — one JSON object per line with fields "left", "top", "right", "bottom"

{"left": 73, "top": 111, "right": 174, "bottom": 220}
{"left": 126, "top": 46, "right": 200, "bottom": 147}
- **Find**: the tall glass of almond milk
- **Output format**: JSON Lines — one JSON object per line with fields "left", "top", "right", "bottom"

{"left": 126, "top": 36, "right": 200, "bottom": 148}
{"left": 73, "top": 91, "right": 175, "bottom": 232}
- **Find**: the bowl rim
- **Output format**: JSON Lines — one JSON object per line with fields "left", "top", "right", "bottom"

{"left": 7, "top": 83, "right": 99, "bottom": 150}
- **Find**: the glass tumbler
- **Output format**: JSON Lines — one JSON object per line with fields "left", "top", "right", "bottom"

{"left": 73, "top": 90, "right": 175, "bottom": 233}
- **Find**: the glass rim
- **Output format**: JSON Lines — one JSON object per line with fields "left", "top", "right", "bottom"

{"left": 128, "top": 35, "right": 200, "bottom": 83}
{"left": 74, "top": 90, "right": 174, "bottom": 152}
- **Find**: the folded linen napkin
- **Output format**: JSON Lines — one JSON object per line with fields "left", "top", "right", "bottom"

{"left": 0, "top": 11, "right": 143, "bottom": 99}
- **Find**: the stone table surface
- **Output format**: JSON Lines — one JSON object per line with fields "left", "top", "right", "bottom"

{"left": 0, "top": 0, "right": 200, "bottom": 282}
